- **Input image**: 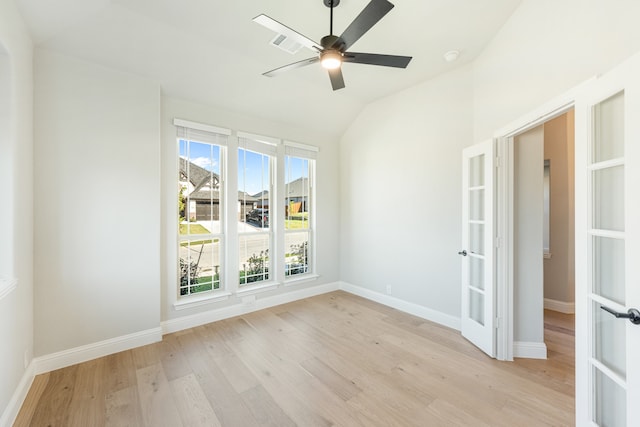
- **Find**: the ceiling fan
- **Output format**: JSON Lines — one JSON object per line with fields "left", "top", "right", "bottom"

{"left": 253, "top": 0, "right": 412, "bottom": 91}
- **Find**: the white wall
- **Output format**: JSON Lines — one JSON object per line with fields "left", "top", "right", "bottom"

{"left": 160, "top": 97, "right": 341, "bottom": 322}
{"left": 339, "top": 65, "right": 473, "bottom": 318}
{"left": 473, "top": 0, "right": 640, "bottom": 142}
{"left": 0, "top": 48, "right": 10, "bottom": 279}
{"left": 339, "top": 0, "right": 640, "bottom": 332}
{"left": 0, "top": 0, "right": 33, "bottom": 423}
{"left": 514, "top": 126, "right": 545, "bottom": 344}
{"left": 33, "top": 50, "right": 161, "bottom": 356}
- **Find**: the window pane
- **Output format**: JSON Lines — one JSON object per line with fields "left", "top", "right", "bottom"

{"left": 469, "top": 223, "right": 485, "bottom": 256}
{"left": 470, "top": 154, "right": 484, "bottom": 187}
{"left": 469, "top": 189, "right": 484, "bottom": 221}
{"left": 285, "top": 156, "right": 310, "bottom": 230}
{"left": 594, "top": 301, "right": 626, "bottom": 378}
{"left": 239, "top": 234, "right": 270, "bottom": 286}
{"left": 177, "top": 133, "right": 224, "bottom": 297}
{"left": 179, "top": 140, "right": 221, "bottom": 235}
{"left": 469, "top": 289, "right": 484, "bottom": 325}
{"left": 543, "top": 160, "right": 550, "bottom": 252}
{"left": 594, "top": 367, "right": 626, "bottom": 427}
{"left": 470, "top": 256, "right": 484, "bottom": 291}
{"left": 179, "top": 239, "right": 221, "bottom": 296}
{"left": 285, "top": 231, "right": 310, "bottom": 277}
{"left": 238, "top": 145, "right": 272, "bottom": 287}
{"left": 593, "top": 165, "right": 624, "bottom": 232}
{"left": 593, "top": 91, "right": 624, "bottom": 163}
{"left": 239, "top": 148, "right": 270, "bottom": 230}
{"left": 593, "top": 236, "right": 625, "bottom": 305}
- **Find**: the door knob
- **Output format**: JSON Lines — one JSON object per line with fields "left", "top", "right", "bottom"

{"left": 458, "top": 250, "right": 467, "bottom": 256}
{"left": 600, "top": 305, "right": 640, "bottom": 325}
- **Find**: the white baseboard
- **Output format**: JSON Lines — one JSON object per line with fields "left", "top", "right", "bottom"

{"left": 33, "top": 327, "right": 162, "bottom": 375}
{"left": 161, "top": 281, "right": 340, "bottom": 334}
{"left": 338, "top": 281, "right": 461, "bottom": 331}
{"left": 544, "top": 298, "right": 575, "bottom": 314}
{"left": 513, "top": 341, "right": 547, "bottom": 359}
{"left": 0, "top": 362, "right": 35, "bottom": 427}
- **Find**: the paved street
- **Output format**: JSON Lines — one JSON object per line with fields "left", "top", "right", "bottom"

{"left": 179, "top": 221, "right": 308, "bottom": 278}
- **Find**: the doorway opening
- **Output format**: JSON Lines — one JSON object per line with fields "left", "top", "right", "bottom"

{"left": 510, "top": 111, "right": 576, "bottom": 360}
{"left": 494, "top": 99, "right": 577, "bottom": 362}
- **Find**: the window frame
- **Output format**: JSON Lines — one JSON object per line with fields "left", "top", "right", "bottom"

{"left": 171, "top": 121, "right": 320, "bottom": 307}
{"left": 283, "top": 141, "right": 318, "bottom": 283}
{"left": 175, "top": 119, "right": 230, "bottom": 302}
{"left": 237, "top": 132, "right": 278, "bottom": 290}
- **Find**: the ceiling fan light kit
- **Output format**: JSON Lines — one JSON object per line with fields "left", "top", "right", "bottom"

{"left": 253, "top": 0, "right": 412, "bottom": 91}
{"left": 321, "top": 50, "right": 343, "bottom": 69}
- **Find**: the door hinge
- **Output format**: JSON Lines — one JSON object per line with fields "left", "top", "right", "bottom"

{"left": 495, "top": 156, "right": 502, "bottom": 168}
{"left": 495, "top": 236, "right": 502, "bottom": 248}
{"left": 495, "top": 317, "right": 501, "bottom": 329}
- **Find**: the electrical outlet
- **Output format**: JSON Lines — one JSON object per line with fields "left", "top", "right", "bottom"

{"left": 386, "top": 285, "right": 392, "bottom": 295}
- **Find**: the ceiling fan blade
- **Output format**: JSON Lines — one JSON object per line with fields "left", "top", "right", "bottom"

{"left": 253, "top": 14, "right": 322, "bottom": 52}
{"left": 328, "top": 68, "right": 345, "bottom": 91}
{"left": 263, "top": 57, "right": 320, "bottom": 77}
{"left": 336, "top": 0, "right": 394, "bottom": 50}
{"left": 343, "top": 52, "right": 412, "bottom": 68}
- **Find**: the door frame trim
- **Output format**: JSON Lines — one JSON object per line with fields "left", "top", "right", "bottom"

{"left": 491, "top": 80, "right": 593, "bottom": 361}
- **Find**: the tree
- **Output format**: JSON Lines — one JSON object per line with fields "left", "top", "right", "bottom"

{"left": 178, "top": 186, "right": 186, "bottom": 222}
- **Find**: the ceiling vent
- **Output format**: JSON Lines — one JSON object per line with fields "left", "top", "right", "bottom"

{"left": 270, "top": 34, "right": 304, "bottom": 55}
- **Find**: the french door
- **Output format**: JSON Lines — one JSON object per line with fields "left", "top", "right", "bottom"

{"left": 460, "top": 140, "right": 495, "bottom": 357}
{"left": 575, "top": 51, "right": 640, "bottom": 426}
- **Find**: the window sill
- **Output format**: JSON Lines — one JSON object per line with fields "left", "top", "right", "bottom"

{"left": 0, "top": 276, "right": 18, "bottom": 302}
{"left": 173, "top": 291, "right": 232, "bottom": 311}
{"left": 236, "top": 281, "right": 280, "bottom": 296}
{"left": 284, "top": 273, "right": 319, "bottom": 287}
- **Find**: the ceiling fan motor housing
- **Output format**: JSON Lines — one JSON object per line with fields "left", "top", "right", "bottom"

{"left": 323, "top": 0, "right": 341, "bottom": 7}
{"left": 321, "top": 35, "right": 346, "bottom": 52}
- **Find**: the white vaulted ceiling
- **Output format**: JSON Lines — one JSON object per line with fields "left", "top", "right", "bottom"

{"left": 16, "top": 0, "right": 521, "bottom": 136}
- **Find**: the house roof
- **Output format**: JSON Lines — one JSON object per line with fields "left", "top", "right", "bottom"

{"left": 15, "top": 0, "right": 522, "bottom": 137}
{"left": 179, "top": 157, "right": 219, "bottom": 194}
{"left": 286, "top": 177, "right": 309, "bottom": 199}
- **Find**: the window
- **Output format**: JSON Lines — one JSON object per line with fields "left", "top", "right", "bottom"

{"left": 176, "top": 120, "right": 229, "bottom": 297}
{"left": 238, "top": 133, "right": 277, "bottom": 287}
{"left": 543, "top": 159, "right": 550, "bottom": 257}
{"left": 173, "top": 121, "right": 319, "bottom": 300}
{"left": 284, "top": 142, "right": 317, "bottom": 279}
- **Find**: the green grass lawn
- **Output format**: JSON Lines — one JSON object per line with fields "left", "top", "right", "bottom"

{"left": 182, "top": 275, "right": 220, "bottom": 295}
{"left": 285, "top": 219, "right": 310, "bottom": 229}
{"left": 179, "top": 223, "right": 219, "bottom": 246}
{"left": 180, "top": 223, "right": 211, "bottom": 234}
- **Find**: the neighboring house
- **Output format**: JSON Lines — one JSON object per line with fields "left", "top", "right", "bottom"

{"left": 179, "top": 157, "right": 220, "bottom": 221}
{"left": 251, "top": 190, "right": 269, "bottom": 209}
{"left": 251, "top": 178, "right": 310, "bottom": 213}
{"left": 180, "top": 158, "right": 259, "bottom": 220}
{"left": 286, "top": 177, "right": 310, "bottom": 214}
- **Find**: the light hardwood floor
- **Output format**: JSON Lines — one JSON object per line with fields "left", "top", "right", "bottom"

{"left": 14, "top": 292, "right": 575, "bottom": 426}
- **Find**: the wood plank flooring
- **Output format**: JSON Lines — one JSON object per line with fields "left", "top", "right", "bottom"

{"left": 14, "top": 292, "right": 575, "bottom": 426}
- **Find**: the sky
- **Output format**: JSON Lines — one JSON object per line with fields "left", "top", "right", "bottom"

{"left": 180, "top": 139, "right": 308, "bottom": 196}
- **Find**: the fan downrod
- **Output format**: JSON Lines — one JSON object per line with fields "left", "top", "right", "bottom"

{"left": 323, "top": 0, "right": 340, "bottom": 7}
